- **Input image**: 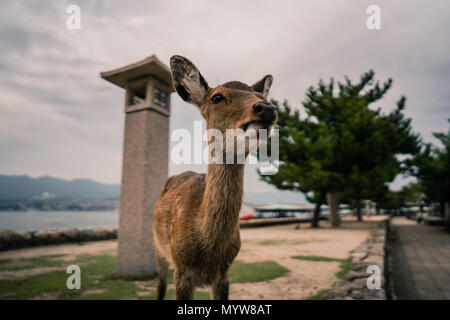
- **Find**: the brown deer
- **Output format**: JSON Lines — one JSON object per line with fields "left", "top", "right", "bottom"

{"left": 152, "top": 55, "right": 277, "bottom": 300}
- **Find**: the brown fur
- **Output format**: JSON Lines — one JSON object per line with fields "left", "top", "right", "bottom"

{"left": 152, "top": 56, "right": 277, "bottom": 300}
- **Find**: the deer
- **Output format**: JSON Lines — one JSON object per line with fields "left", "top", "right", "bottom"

{"left": 152, "top": 55, "right": 278, "bottom": 300}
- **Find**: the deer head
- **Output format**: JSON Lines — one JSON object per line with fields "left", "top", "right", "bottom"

{"left": 170, "top": 55, "right": 277, "bottom": 142}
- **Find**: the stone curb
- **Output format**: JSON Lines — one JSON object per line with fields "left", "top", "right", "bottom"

{"left": 0, "top": 227, "right": 118, "bottom": 251}
{"left": 323, "top": 219, "right": 389, "bottom": 300}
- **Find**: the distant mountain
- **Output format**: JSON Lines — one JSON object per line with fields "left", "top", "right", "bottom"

{"left": 0, "top": 175, "right": 120, "bottom": 201}
{"left": 0, "top": 174, "right": 309, "bottom": 205}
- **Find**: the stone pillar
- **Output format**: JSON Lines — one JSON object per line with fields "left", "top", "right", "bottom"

{"left": 101, "top": 55, "right": 174, "bottom": 275}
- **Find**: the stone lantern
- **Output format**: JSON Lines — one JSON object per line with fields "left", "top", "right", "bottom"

{"left": 101, "top": 55, "right": 174, "bottom": 275}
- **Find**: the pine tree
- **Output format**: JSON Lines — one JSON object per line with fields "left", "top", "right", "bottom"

{"left": 259, "top": 71, "right": 419, "bottom": 226}
{"left": 409, "top": 120, "right": 450, "bottom": 230}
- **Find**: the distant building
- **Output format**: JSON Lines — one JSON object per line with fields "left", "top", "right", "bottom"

{"left": 239, "top": 203, "right": 352, "bottom": 220}
{"left": 241, "top": 203, "right": 314, "bottom": 219}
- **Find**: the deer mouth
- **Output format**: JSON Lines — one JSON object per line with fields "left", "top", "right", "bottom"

{"left": 240, "top": 120, "right": 273, "bottom": 132}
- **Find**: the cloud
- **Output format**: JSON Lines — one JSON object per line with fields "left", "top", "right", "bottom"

{"left": 0, "top": 0, "right": 449, "bottom": 202}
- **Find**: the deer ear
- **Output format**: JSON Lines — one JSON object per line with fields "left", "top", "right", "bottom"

{"left": 251, "top": 75, "right": 273, "bottom": 98}
{"left": 170, "top": 55, "right": 209, "bottom": 108}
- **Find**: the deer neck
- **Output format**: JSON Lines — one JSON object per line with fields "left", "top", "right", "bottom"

{"left": 199, "top": 163, "right": 244, "bottom": 244}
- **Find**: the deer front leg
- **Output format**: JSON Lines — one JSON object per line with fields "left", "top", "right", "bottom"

{"left": 156, "top": 251, "right": 169, "bottom": 300}
{"left": 174, "top": 269, "right": 194, "bottom": 300}
{"left": 211, "top": 268, "right": 230, "bottom": 300}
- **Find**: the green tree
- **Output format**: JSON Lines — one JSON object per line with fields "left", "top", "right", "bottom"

{"left": 408, "top": 120, "right": 450, "bottom": 230}
{"left": 375, "top": 188, "right": 402, "bottom": 212}
{"left": 399, "top": 182, "right": 426, "bottom": 207}
{"left": 375, "top": 182, "right": 425, "bottom": 213}
{"left": 260, "top": 71, "right": 419, "bottom": 226}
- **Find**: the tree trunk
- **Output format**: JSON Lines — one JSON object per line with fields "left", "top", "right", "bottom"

{"left": 356, "top": 200, "right": 363, "bottom": 221}
{"left": 445, "top": 201, "right": 450, "bottom": 233}
{"left": 327, "top": 192, "right": 340, "bottom": 227}
{"left": 439, "top": 201, "right": 445, "bottom": 218}
{"left": 311, "top": 202, "right": 322, "bottom": 228}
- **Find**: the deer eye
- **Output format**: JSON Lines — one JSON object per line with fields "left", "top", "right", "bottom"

{"left": 211, "top": 94, "right": 225, "bottom": 104}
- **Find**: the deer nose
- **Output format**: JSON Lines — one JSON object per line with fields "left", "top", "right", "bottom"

{"left": 253, "top": 102, "right": 276, "bottom": 122}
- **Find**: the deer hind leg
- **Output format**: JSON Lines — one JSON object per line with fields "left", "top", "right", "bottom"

{"left": 156, "top": 251, "right": 169, "bottom": 300}
{"left": 174, "top": 269, "right": 194, "bottom": 300}
{"left": 211, "top": 267, "right": 230, "bottom": 300}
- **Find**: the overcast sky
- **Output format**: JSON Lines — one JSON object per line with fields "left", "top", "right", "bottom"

{"left": 0, "top": 0, "right": 449, "bottom": 202}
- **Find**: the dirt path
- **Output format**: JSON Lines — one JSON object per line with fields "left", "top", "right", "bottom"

{"left": 230, "top": 217, "right": 384, "bottom": 299}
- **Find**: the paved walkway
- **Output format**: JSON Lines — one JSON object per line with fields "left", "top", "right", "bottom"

{"left": 391, "top": 217, "right": 450, "bottom": 299}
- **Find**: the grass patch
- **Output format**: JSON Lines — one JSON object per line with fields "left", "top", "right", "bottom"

{"left": 0, "top": 253, "right": 141, "bottom": 300}
{"left": 32, "top": 254, "right": 67, "bottom": 260}
{"left": 292, "top": 255, "right": 352, "bottom": 280}
{"left": 157, "top": 289, "right": 210, "bottom": 300}
{"left": 0, "top": 270, "right": 69, "bottom": 299}
{"left": 1, "top": 253, "right": 287, "bottom": 299}
{"left": 336, "top": 257, "right": 352, "bottom": 279}
{"left": 292, "top": 255, "right": 341, "bottom": 262}
{"left": 0, "top": 258, "right": 13, "bottom": 266}
{"left": 290, "top": 240, "right": 308, "bottom": 245}
{"left": 307, "top": 288, "right": 331, "bottom": 300}
{"left": 160, "top": 260, "right": 289, "bottom": 290}
{"left": 193, "top": 290, "right": 211, "bottom": 300}
{"left": 0, "top": 254, "right": 69, "bottom": 271}
{"left": 229, "top": 260, "right": 289, "bottom": 283}
{"left": 0, "top": 259, "right": 13, "bottom": 270}
{"left": 76, "top": 279, "right": 142, "bottom": 300}
{"left": 258, "top": 239, "right": 286, "bottom": 245}
{"left": 258, "top": 239, "right": 308, "bottom": 246}
{"left": 104, "top": 274, "right": 157, "bottom": 282}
